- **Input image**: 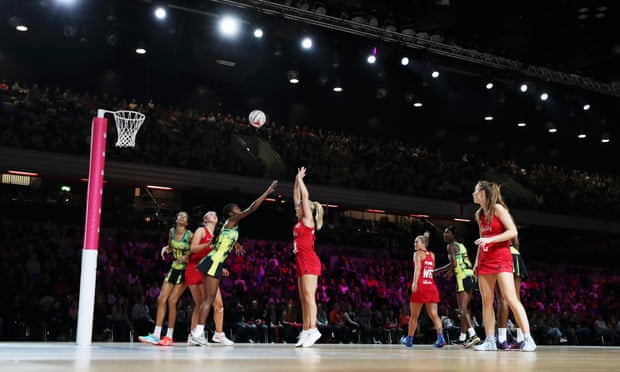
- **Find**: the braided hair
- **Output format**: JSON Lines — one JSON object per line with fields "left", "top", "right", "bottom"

{"left": 211, "top": 203, "right": 236, "bottom": 247}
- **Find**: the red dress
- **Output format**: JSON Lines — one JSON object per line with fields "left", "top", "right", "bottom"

{"left": 410, "top": 251, "right": 440, "bottom": 304}
{"left": 293, "top": 221, "right": 321, "bottom": 277}
{"left": 185, "top": 227, "right": 213, "bottom": 285}
{"left": 477, "top": 213, "right": 513, "bottom": 275}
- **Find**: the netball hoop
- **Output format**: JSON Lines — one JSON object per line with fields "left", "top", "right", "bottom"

{"left": 113, "top": 110, "right": 146, "bottom": 148}
{"left": 76, "top": 108, "right": 146, "bottom": 346}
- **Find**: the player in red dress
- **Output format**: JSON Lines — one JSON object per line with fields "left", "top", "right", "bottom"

{"left": 400, "top": 232, "right": 446, "bottom": 348}
{"left": 293, "top": 166, "right": 324, "bottom": 348}
{"left": 472, "top": 180, "right": 536, "bottom": 352}
{"left": 186, "top": 211, "right": 233, "bottom": 346}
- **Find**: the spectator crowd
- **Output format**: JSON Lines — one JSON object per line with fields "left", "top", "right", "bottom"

{"left": 0, "top": 79, "right": 619, "bottom": 346}
{"left": 1, "top": 79, "right": 619, "bottom": 220}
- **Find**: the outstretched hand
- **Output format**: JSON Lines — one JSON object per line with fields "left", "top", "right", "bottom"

{"left": 297, "top": 166, "right": 307, "bottom": 179}
{"left": 268, "top": 180, "right": 278, "bottom": 193}
{"left": 233, "top": 242, "right": 245, "bottom": 256}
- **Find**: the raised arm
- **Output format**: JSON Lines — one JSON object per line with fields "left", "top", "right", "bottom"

{"left": 229, "top": 180, "right": 278, "bottom": 225}
{"left": 294, "top": 167, "right": 302, "bottom": 207}
{"left": 296, "top": 167, "right": 314, "bottom": 228}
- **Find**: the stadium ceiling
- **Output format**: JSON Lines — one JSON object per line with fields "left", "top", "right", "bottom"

{"left": 1, "top": 0, "right": 619, "bottom": 173}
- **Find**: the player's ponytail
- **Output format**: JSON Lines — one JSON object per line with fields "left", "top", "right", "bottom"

{"left": 310, "top": 201, "right": 324, "bottom": 231}
{"left": 211, "top": 220, "right": 224, "bottom": 247}
{"left": 415, "top": 231, "right": 430, "bottom": 247}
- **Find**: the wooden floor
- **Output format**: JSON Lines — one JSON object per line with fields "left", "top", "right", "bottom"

{"left": 1, "top": 342, "right": 618, "bottom": 372}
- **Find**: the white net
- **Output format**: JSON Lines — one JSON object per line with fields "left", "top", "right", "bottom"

{"left": 113, "top": 110, "right": 145, "bottom": 148}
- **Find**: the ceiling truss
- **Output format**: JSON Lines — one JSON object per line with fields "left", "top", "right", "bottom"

{"left": 206, "top": 0, "right": 620, "bottom": 98}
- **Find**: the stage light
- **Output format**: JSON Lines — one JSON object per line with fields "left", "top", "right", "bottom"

{"left": 219, "top": 16, "right": 240, "bottom": 37}
{"left": 9, "top": 16, "right": 28, "bottom": 32}
{"left": 253, "top": 28, "right": 263, "bottom": 38}
{"left": 287, "top": 70, "right": 300, "bottom": 84}
{"left": 301, "top": 37, "right": 313, "bottom": 49}
{"left": 601, "top": 132, "right": 611, "bottom": 143}
{"left": 135, "top": 41, "right": 147, "bottom": 54}
{"left": 520, "top": 83, "right": 528, "bottom": 93}
{"left": 55, "top": 0, "right": 77, "bottom": 5}
{"left": 401, "top": 57, "right": 409, "bottom": 66}
{"left": 8, "top": 170, "right": 38, "bottom": 177}
{"left": 407, "top": 92, "right": 423, "bottom": 107}
{"left": 154, "top": 7, "right": 167, "bottom": 20}
{"left": 147, "top": 185, "right": 173, "bottom": 190}
{"left": 540, "top": 92, "right": 549, "bottom": 101}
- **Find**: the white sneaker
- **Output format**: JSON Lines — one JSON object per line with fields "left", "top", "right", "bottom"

{"left": 188, "top": 332, "right": 208, "bottom": 346}
{"left": 295, "top": 330, "right": 308, "bottom": 348}
{"left": 302, "top": 328, "right": 321, "bottom": 348}
{"left": 474, "top": 337, "right": 498, "bottom": 351}
{"left": 212, "top": 332, "right": 234, "bottom": 345}
{"left": 521, "top": 335, "right": 537, "bottom": 352}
